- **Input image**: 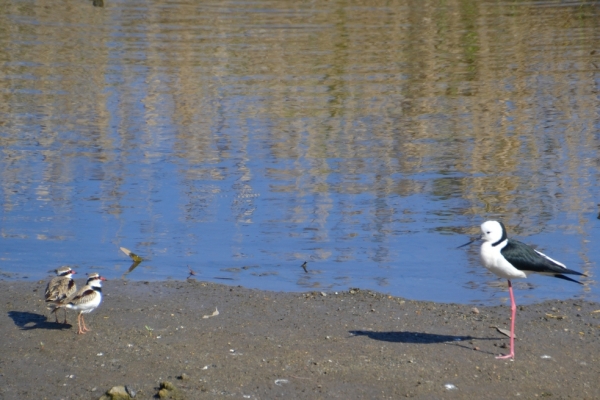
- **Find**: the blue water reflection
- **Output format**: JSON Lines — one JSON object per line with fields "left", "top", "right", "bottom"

{"left": 0, "top": 0, "right": 598, "bottom": 304}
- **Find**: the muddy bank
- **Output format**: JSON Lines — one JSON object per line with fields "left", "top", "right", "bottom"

{"left": 1, "top": 279, "right": 599, "bottom": 399}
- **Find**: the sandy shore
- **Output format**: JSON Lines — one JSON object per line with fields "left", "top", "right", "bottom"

{"left": 1, "top": 279, "right": 599, "bottom": 399}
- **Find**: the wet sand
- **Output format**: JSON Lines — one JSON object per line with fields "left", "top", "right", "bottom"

{"left": 1, "top": 279, "right": 599, "bottom": 399}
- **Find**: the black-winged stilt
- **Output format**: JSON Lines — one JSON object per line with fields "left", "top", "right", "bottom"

{"left": 459, "top": 220, "right": 586, "bottom": 359}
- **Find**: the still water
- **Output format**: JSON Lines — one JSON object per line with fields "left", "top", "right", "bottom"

{"left": 1, "top": 0, "right": 599, "bottom": 304}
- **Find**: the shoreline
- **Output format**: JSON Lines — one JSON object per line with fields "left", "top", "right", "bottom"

{"left": 1, "top": 279, "right": 599, "bottom": 399}
{"left": 1, "top": 264, "right": 593, "bottom": 306}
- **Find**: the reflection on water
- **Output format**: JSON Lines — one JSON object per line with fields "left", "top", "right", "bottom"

{"left": 0, "top": 0, "right": 598, "bottom": 304}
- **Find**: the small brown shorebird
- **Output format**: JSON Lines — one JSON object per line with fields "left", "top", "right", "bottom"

{"left": 45, "top": 266, "right": 77, "bottom": 323}
{"left": 59, "top": 273, "right": 106, "bottom": 334}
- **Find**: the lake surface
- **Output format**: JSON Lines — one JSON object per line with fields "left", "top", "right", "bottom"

{"left": 1, "top": 0, "right": 599, "bottom": 304}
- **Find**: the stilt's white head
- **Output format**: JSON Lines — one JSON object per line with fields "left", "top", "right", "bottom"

{"left": 480, "top": 220, "right": 506, "bottom": 244}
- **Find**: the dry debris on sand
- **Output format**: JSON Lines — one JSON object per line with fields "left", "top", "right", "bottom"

{"left": 1, "top": 280, "right": 599, "bottom": 399}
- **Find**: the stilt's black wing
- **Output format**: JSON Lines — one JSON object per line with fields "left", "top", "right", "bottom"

{"left": 501, "top": 240, "right": 585, "bottom": 284}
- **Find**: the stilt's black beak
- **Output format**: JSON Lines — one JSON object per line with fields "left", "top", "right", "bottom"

{"left": 457, "top": 238, "right": 479, "bottom": 249}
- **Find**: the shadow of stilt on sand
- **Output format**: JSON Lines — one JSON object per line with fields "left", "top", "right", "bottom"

{"left": 8, "top": 311, "right": 72, "bottom": 330}
{"left": 349, "top": 330, "right": 499, "bottom": 344}
{"left": 350, "top": 331, "right": 488, "bottom": 344}
{"left": 349, "top": 330, "right": 504, "bottom": 355}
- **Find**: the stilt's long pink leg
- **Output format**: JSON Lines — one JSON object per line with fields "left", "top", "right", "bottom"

{"left": 497, "top": 280, "right": 516, "bottom": 360}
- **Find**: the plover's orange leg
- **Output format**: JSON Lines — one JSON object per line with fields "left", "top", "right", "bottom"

{"left": 76, "top": 313, "right": 87, "bottom": 334}
{"left": 81, "top": 315, "right": 91, "bottom": 332}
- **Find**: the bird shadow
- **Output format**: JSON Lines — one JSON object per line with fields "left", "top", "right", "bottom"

{"left": 349, "top": 330, "right": 501, "bottom": 354}
{"left": 349, "top": 330, "right": 480, "bottom": 344}
{"left": 7, "top": 311, "right": 72, "bottom": 330}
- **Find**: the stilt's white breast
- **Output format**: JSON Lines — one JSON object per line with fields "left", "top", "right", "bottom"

{"left": 480, "top": 240, "right": 527, "bottom": 280}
